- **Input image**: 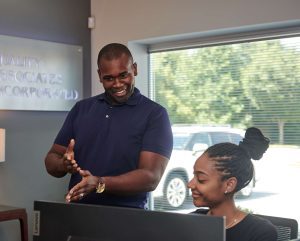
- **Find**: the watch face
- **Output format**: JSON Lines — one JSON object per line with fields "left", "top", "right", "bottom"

{"left": 96, "top": 183, "right": 105, "bottom": 193}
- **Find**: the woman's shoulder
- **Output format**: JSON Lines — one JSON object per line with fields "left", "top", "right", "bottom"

{"left": 241, "top": 213, "right": 277, "bottom": 240}
{"left": 246, "top": 213, "right": 276, "bottom": 228}
{"left": 226, "top": 213, "right": 277, "bottom": 241}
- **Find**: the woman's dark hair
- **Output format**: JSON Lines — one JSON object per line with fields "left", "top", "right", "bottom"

{"left": 204, "top": 127, "right": 270, "bottom": 192}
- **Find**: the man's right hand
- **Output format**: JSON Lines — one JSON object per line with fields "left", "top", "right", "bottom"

{"left": 62, "top": 139, "right": 81, "bottom": 174}
{"left": 45, "top": 139, "right": 81, "bottom": 178}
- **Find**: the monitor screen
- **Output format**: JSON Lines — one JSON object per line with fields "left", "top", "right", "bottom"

{"left": 33, "top": 200, "right": 225, "bottom": 241}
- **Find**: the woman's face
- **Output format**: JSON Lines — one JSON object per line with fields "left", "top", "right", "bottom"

{"left": 188, "top": 153, "right": 227, "bottom": 208}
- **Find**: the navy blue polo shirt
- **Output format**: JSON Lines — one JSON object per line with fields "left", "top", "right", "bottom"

{"left": 54, "top": 88, "right": 173, "bottom": 208}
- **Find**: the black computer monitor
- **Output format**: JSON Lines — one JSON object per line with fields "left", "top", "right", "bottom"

{"left": 33, "top": 200, "right": 225, "bottom": 241}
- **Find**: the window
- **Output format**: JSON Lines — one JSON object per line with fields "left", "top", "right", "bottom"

{"left": 187, "top": 133, "right": 210, "bottom": 150}
{"left": 210, "top": 132, "right": 231, "bottom": 145}
{"left": 149, "top": 34, "right": 300, "bottom": 233}
{"left": 230, "top": 133, "right": 244, "bottom": 145}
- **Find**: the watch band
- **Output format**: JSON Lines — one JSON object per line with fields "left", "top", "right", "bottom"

{"left": 96, "top": 177, "right": 105, "bottom": 194}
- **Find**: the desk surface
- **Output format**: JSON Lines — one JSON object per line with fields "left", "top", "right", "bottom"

{"left": 0, "top": 204, "right": 26, "bottom": 211}
{"left": 0, "top": 204, "right": 27, "bottom": 221}
{"left": 0, "top": 204, "right": 28, "bottom": 241}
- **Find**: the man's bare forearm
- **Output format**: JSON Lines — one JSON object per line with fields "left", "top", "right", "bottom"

{"left": 45, "top": 151, "right": 67, "bottom": 178}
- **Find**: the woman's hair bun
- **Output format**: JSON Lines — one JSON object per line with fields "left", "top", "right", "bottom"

{"left": 239, "top": 127, "right": 270, "bottom": 160}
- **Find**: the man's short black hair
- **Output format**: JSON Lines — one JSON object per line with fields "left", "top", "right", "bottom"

{"left": 97, "top": 43, "right": 133, "bottom": 68}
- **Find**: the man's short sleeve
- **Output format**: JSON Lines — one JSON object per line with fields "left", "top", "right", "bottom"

{"left": 54, "top": 103, "right": 78, "bottom": 147}
{"left": 142, "top": 107, "right": 173, "bottom": 159}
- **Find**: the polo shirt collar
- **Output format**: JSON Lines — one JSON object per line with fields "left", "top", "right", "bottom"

{"left": 97, "top": 87, "right": 141, "bottom": 106}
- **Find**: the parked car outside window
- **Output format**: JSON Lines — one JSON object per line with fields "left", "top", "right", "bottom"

{"left": 152, "top": 125, "right": 257, "bottom": 209}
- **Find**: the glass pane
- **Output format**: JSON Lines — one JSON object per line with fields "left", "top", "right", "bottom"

{"left": 150, "top": 36, "right": 300, "bottom": 235}
{"left": 0, "top": 34, "right": 83, "bottom": 111}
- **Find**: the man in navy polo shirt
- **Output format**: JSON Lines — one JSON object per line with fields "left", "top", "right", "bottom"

{"left": 44, "top": 43, "right": 173, "bottom": 209}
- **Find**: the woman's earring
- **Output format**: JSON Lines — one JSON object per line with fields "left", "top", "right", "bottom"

{"left": 224, "top": 190, "right": 228, "bottom": 194}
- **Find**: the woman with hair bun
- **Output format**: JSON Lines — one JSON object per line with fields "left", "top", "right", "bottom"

{"left": 188, "top": 127, "right": 277, "bottom": 241}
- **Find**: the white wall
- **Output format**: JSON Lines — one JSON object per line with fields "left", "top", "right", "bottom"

{"left": 90, "top": 0, "right": 300, "bottom": 96}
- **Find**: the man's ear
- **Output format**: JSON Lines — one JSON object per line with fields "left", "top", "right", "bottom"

{"left": 224, "top": 177, "right": 237, "bottom": 194}
{"left": 97, "top": 69, "right": 103, "bottom": 83}
{"left": 133, "top": 62, "right": 138, "bottom": 76}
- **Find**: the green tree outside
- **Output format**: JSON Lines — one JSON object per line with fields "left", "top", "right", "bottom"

{"left": 150, "top": 38, "right": 300, "bottom": 145}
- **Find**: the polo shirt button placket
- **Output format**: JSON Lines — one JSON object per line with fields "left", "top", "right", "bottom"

{"left": 105, "top": 106, "right": 113, "bottom": 119}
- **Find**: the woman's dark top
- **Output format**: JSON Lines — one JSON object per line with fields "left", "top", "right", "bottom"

{"left": 192, "top": 208, "right": 277, "bottom": 241}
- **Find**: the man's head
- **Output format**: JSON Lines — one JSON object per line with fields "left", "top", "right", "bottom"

{"left": 97, "top": 43, "right": 137, "bottom": 105}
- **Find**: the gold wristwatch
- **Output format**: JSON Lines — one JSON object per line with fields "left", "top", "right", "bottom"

{"left": 96, "top": 177, "right": 105, "bottom": 193}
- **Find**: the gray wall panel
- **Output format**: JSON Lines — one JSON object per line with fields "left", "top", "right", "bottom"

{"left": 0, "top": 1, "right": 91, "bottom": 240}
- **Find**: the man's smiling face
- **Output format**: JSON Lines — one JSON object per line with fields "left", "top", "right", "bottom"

{"left": 98, "top": 53, "right": 137, "bottom": 105}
